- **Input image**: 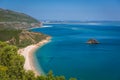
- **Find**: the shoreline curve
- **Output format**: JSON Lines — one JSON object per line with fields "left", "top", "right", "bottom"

{"left": 18, "top": 36, "right": 51, "bottom": 76}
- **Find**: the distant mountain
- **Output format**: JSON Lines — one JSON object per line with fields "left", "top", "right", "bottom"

{"left": 0, "top": 8, "right": 50, "bottom": 48}
{"left": 0, "top": 8, "right": 41, "bottom": 29}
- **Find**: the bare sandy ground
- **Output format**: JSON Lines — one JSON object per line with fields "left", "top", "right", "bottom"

{"left": 18, "top": 37, "right": 51, "bottom": 76}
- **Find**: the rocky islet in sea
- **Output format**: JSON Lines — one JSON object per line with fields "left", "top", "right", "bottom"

{"left": 87, "top": 39, "right": 99, "bottom": 44}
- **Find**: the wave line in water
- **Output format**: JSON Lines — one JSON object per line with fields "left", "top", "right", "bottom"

{"left": 41, "top": 25, "right": 53, "bottom": 28}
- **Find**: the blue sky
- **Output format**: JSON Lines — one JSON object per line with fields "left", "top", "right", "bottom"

{"left": 0, "top": 0, "right": 120, "bottom": 21}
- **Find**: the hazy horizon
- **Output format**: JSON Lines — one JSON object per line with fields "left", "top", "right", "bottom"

{"left": 0, "top": 0, "right": 120, "bottom": 21}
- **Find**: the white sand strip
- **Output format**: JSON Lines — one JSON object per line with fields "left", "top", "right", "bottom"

{"left": 18, "top": 37, "right": 51, "bottom": 76}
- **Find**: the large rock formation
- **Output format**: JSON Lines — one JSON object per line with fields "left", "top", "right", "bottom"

{"left": 87, "top": 39, "right": 99, "bottom": 44}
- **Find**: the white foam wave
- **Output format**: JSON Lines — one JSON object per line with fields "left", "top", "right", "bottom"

{"left": 41, "top": 25, "right": 53, "bottom": 28}
{"left": 86, "top": 23, "right": 102, "bottom": 25}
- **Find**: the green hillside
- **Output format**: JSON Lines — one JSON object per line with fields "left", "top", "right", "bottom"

{"left": 0, "top": 8, "right": 39, "bottom": 23}
{"left": 0, "top": 29, "right": 49, "bottom": 48}
{"left": 0, "top": 8, "right": 41, "bottom": 29}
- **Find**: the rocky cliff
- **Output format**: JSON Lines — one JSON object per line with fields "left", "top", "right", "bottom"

{"left": 0, "top": 29, "right": 50, "bottom": 48}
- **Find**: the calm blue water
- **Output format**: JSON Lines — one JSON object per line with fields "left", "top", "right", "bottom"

{"left": 31, "top": 23, "right": 120, "bottom": 80}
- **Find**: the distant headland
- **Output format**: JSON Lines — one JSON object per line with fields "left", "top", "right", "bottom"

{"left": 0, "top": 8, "right": 42, "bottom": 29}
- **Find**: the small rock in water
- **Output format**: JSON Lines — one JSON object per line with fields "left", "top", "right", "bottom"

{"left": 87, "top": 39, "right": 99, "bottom": 44}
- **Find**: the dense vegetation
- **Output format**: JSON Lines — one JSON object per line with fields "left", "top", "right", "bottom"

{"left": 0, "top": 8, "right": 39, "bottom": 23}
{"left": 0, "top": 29, "right": 21, "bottom": 41}
{"left": 0, "top": 41, "right": 77, "bottom": 80}
{"left": 0, "top": 29, "right": 49, "bottom": 48}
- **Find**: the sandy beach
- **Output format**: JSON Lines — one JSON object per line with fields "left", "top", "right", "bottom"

{"left": 18, "top": 37, "right": 51, "bottom": 76}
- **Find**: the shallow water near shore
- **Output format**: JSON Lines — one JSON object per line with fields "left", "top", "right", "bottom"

{"left": 31, "top": 23, "right": 120, "bottom": 80}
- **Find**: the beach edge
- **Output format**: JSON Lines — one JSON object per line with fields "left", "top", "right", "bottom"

{"left": 18, "top": 36, "right": 51, "bottom": 76}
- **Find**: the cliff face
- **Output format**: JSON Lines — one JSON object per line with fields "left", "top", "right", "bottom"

{"left": 17, "top": 30, "right": 50, "bottom": 48}
{"left": 0, "top": 29, "right": 50, "bottom": 48}
{"left": 0, "top": 8, "right": 42, "bottom": 29}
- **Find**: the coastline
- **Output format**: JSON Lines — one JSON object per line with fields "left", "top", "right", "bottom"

{"left": 18, "top": 36, "right": 51, "bottom": 76}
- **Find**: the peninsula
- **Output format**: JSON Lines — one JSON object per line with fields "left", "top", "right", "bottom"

{"left": 0, "top": 8, "right": 51, "bottom": 76}
{"left": 0, "top": 8, "right": 76, "bottom": 80}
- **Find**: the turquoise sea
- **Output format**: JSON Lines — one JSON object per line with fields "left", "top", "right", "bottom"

{"left": 31, "top": 23, "right": 120, "bottom": 80}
